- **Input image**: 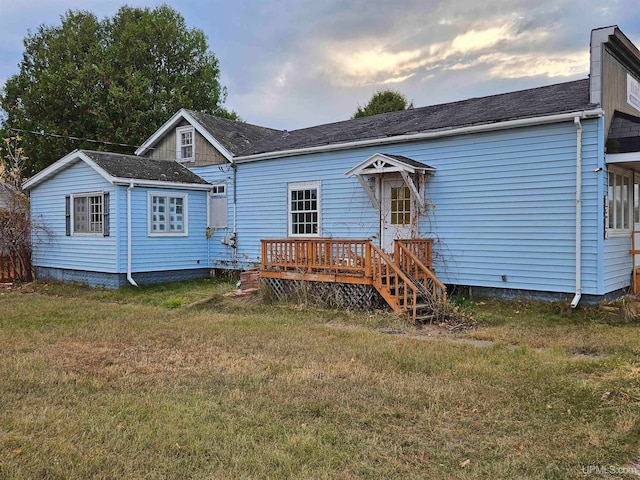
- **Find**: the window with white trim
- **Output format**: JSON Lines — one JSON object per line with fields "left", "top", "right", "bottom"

{"left": 288, "top": 181, "right": 320, "bottom": 236}
{"left": 149, "top": 193, "right": 188, "bottom": 236}
{"left": 608, "top": 167, "right": 633, "bottom": 232}
{"left": 176, "top": 126, "right": 194, "bottom": 162}
{"left": 72, "top": 193, "right": 103, "bottom": 235}
{"left": 209, "top": 183, "right": 227, "bottom": 228}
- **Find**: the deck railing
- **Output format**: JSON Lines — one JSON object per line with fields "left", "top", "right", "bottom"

{"left": 260, "top": 238, "right": 441, "bottom": 321}
{"left": 261, "top": 239, "right": 371, "bottom": 277}
{"left": 395, "top": 239, "right": 433, "bottom": 268}
{"left": 395, "top": 242, "right": 446, "bottom": 302}
{"left": 369, "top": 242, "right": 418, "bottom": 318}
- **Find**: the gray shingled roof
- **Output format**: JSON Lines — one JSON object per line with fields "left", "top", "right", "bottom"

{"left": 606, "top": 110, "right": 640, "bottom": 153}
{"left": 83, "top": 150, "right": 209, "bottom": 185}
{"left": 242, "top": 79, "right": 595, "bottom": 156}
{"left": 185, "top": 110, "right": 281, "bottom": 155}
{"left": 384, "top": 154, "right": 434, "bottom": 170}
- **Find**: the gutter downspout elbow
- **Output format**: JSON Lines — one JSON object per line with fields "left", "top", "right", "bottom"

{"left": 571, "top": 116, "right": 583, "bottom": 308}
{"left": 127, "top": 182, "right": 138, "bottom": 287}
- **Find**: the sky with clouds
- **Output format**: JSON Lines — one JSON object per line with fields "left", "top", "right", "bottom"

{"left": 1, "top": 0, "right": 640, "bottom": 131}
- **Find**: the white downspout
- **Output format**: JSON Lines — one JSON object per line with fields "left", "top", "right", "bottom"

{"left": 232, "top": 164, "right": 238, "bottom": 258}
{"left": 571, "top": 117, "right": 583, "bottom": 308}
{"left": 127, "top": 182, "right": 138, "bottom": 287}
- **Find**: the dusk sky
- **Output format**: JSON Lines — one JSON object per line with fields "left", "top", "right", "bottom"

{"left": 1, "top": 0, "right": 640, "bottom": 131}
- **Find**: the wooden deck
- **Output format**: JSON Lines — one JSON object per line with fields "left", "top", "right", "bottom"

{"left": 260, "top": 238, "right": 446, "bottom": 321}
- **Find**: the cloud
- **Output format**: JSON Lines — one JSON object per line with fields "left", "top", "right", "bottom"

{"left": 316, "top": 16, "right": 575, "bottom": 87}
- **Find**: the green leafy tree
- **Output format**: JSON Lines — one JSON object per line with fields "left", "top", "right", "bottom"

{"left": 352, "top": 89, "right": 414, "bottom": 119}
{"left": 1, "top": 5, "right": 237, "bottom": 174}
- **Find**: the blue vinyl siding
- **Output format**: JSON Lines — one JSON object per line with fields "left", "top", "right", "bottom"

{"left": 190, "top": 164, "right": 237, "bottom": 268}
{"left": 115, "top": 186, "right": 209, "bottom": 273}
{"left": 604, "top": 236, "right": 632, "bottom": 292}
{"left": 30, "top": 161, "right": 117, "bottom": 273}
{"left": 229, "top": 119, "right": 607, "bottom": 295}
{"left": 422, "top": 121, "right": 602, "bottom": 294}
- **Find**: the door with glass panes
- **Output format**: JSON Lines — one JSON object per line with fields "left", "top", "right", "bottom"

{"left": 381, "top": 179, "right": 413, "bottom": 253}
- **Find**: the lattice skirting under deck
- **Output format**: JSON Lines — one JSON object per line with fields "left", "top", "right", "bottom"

{"left": 262, "top": 278, "right": 385, "bottom": 311}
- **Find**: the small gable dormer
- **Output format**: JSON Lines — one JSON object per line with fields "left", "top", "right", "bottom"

{"left": 135, "top": 109, "right": 280, "bottom": 167}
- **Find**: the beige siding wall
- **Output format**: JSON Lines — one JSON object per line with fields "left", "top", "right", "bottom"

{"left": 602, "top": 49, "right": 640, "bottom": 140}
{"left": 143, "top": 119, "right": 229, "bottom": 166}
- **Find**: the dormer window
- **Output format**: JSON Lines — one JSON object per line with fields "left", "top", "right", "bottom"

{"left": 176, "top": 126, "right": 194, "bottom": 162}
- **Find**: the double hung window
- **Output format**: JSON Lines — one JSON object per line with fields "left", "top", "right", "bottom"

{"left": 177, "top": 126, "right": 194, "bottom": 162}
{"left": 288, "top": 181, "right": 320, "bottom": 236}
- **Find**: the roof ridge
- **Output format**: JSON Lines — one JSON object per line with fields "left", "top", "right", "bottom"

{"left": 241, "top": 78, "right": 594, "bottom": 157}
{"left": 185, "top": 109, "right": 281, "bottom": 132}
{"left": 286, "top": 78, "right": 591, "bottom": 134}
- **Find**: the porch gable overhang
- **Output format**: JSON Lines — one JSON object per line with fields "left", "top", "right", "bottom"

{"left": 345, "top": 153, "right": 435, "bottom": 211}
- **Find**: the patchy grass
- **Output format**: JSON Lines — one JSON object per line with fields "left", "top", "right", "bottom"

{"left": 458, "top": 297, "right": 640, "bottom": 357}
{"left": 0, "top": 282, "right": 639, "bottom": 479}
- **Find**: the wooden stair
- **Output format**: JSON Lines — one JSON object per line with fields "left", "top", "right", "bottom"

{"left": 259, "top": 238, "right": 446, "bottom": 322}
{"left": 370, "top": 242, "right": 446, "bottom": 323}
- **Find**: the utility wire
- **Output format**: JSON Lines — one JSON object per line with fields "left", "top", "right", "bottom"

{"left": 8, "top": 127, "right": 139, "bottom": 149}
{"left": 7, "top": 126, "right": 235, "bottom": 167}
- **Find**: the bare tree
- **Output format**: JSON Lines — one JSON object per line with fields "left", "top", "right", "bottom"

{"left": 0, "top": 136, "right": 34, "bottom": 281}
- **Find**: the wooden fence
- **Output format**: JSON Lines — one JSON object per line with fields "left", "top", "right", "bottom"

{"left": 0, "top": 252, "right": 33, "bottom": 283}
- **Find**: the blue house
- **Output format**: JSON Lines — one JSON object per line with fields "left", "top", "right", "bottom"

{"left": 24, "top": 25, "right": 640, "bottom": 313}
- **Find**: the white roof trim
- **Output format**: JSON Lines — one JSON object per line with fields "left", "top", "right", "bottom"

{"left": 606, "top": 152, "right": 640, "bottom": 163}
{"left": 23, "top": 150, "right": 113, "bottom": 190}
{"left": 134, "top": 108, "right": 234, "bottom": 162}
{"left": 236, "top": 109, "right": 604, "bottom": 164}
{"left": 23, "top": 150, "right": 213, "bottom": 191}
{"left": 605, "top": 152, "right": 640, "bottom": 173}
{"left": 345, "top": 153, "right": 434, "bottom": 178}
{"left": 111, "top": 177, "right": 213, "bottom": 191}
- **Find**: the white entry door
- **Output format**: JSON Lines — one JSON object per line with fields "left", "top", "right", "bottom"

{"left": 381, "top": 179, "right": 413, "bottom": 253}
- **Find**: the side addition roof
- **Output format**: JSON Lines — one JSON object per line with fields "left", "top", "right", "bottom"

{"left": 23, "top": 150, "right": 211, "bottom": 191}
{"left": 238, "top": 79, "right": 599, "bottom": 159}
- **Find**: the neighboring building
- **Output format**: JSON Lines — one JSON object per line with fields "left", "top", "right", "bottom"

{"left": 0, "top": 181, "right": 18, "bottom": 211}
{"left": 23, "top": 26, "right": 640, "bottom": 306}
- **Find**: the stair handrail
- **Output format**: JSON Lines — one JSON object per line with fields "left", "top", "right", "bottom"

{"left": 368, "top": 242, "right": 418, "bottom": 321}
{"left": 396, "top": 242, "right": 447, "bottom": 303}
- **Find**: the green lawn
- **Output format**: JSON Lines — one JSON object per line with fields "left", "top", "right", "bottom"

{"left": 0, "top": 280, "right": 638, "bottom": 479}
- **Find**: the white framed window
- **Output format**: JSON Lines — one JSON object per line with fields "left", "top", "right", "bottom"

{"left": 608, "top": 167, "right": 633, "bottom": 234}
{"left": 288, "top": 181, "right": 320, "bottom": 237}
{"left": 176, "top": 126, "right": 194, "bottom": 162}
{"left": 71, "top": 192, "right": 104, "bottom": 235}
{"left": 148, "top": 192, "right": 188, "bottom": 236}
{"left": 209, "top": 183, "right": 227, "bottom": 228}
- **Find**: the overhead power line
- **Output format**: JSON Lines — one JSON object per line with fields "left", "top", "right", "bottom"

{"left": 8, "top": 127, "right": 140, "bottom": 149}
{"left": 6, "top": 127, "right": 235, "bottom": 165}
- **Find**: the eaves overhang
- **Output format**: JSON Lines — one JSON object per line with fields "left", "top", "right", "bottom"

{"left": 234, "top": 108, "right": 604, "bottom": 164}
